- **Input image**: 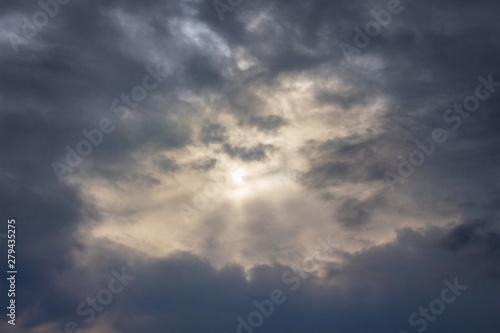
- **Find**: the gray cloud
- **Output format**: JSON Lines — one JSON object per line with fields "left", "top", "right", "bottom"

{"left": 223, "top": 143, "right": 275, "bottom": 162}
{"left": 1, "top": 0, "right": 500, "bottom": 332}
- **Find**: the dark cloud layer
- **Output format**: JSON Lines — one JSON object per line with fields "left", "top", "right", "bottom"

{"left": 1, "top": 0, "right": 500, "bottom": 332}
{"left": 5, "top": 224, "right": 500, "bottom": 333}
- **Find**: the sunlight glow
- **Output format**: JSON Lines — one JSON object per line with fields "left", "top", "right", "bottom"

{"left": 231, "top": 168, "right": 246, "bottom": 186}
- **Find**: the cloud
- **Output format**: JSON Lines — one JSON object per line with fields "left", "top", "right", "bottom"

{"left": 10, "top": 223, "right": 499, "bottom": 333}
{"left": 1, "top": 0, "right": 500, "bottom": 332}
{"left": 155, "top": 156, "right": 180, "bottom": 173}
{"left": 190, "top": 158, "right": 218, "bottom": 171}
{"left": 222, "top": 143, "right": 275, "bottom": 162}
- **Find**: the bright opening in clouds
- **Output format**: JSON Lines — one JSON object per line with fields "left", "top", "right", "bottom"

{"left": 1, "top": 0, "right": 499, "bottom": 332}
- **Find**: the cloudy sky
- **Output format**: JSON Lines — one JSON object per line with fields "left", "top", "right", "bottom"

{"left": 1, "top": 0, "right": 500, "bottom": 332}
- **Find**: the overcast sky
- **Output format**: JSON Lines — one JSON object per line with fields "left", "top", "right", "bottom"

{"left": 1, "top": 0, "right": 500, "bottom": 332}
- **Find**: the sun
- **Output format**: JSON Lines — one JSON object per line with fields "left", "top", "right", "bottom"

{"left": 230, "top": 168, "right": 246, "bottom": 186}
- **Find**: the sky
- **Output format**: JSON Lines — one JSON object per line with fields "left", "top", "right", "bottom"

{"left": 1, "top": 0, "right": 500, "bottom": 332}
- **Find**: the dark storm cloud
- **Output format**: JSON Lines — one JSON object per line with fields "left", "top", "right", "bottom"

{"left": 299, "top": 136, "right": 389, "bottom": 188}
{"left": 2, "top": 0, "right": 500, "bottom": 332}
{"left": 248, "top": 115, "right": 288, "bottom": 132}
{"left": 223, "top": 143, "right": 275, "bottom": 162}
{"left": 282, "top": 0, "right": 500, "bottom": 233}
{"left": 0, "top": 1, "right": 197, "bottom": 329}
{"left": 14, "top": 224, "right": 499, "bottom": 333}
{"left": 440, "top": 219, "right": 500, "bottom": 254}
{"left": 190, "top": 158, "right": 218, "bottom": 171}
{"left": 0, "top": 169, "right": 98, "bottom": 329}
{"left": 200, "top": 123, "right": 226, "bottom": 144}
{"left": 315, "top": 90, "right": 372, "bottom": 111}
{"left": 336, "top": 196, "right": 382, "bottom": 228}
{"left": 155, "top": 156, "right": 180, "bottom": 173}
{"left": 182, "top": 54, "right": 225, "bottom": 90}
